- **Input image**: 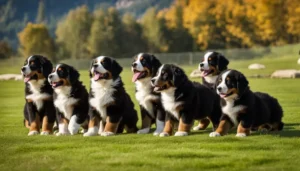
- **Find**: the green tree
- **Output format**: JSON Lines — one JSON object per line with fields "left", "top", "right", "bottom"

{"left": 0, "top": 41, "right": 12, "bottom": 59}
{"left": 56, "top": 5, "right": 92, "bottom": 59}
{"left": 18, "top": 23, "right": 55, "bottom": 60}
{"left": 36, "top": 0, "right": 45, "bottom": 23}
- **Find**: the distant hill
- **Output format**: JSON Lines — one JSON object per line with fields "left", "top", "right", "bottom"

{"left": 0, "top": 0, "right": 173, "bottom": 49}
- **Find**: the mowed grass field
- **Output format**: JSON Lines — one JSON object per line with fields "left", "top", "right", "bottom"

{"left": 0, "top": 55, "right": 300, "bottom": 171}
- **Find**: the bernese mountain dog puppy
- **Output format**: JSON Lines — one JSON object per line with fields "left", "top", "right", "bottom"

{"left": 84, "top": 56, "right": 138, "bottom": 136}
{"left": 210, "top": 69, "right": 284, "bottom": 137}
{"left": 194, "top": 51, "right": 229, "bottom": 131}
{"left": 21, "top": 55, "right": 55, "bottom": 136}
{"left": 131, "top": 53, "right": 166, "bottom": 136}
{"left": 48, "top": 64, "right": 89, "bottom": 136}
{"left": 151, "top": 64, "right": 222, "bottom": 137}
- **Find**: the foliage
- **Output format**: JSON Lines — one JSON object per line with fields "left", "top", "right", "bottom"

{"left": 36, "top": 0, "right": 45, "bottom": 23}
{"left": 18, "top": 22, "right": 55, "bottom": 60}
{"left": 0, "top": 40, "right": 12, "bottom": 59}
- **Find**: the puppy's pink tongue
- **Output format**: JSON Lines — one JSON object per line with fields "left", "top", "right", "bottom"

{"left": 24, "top": 76, "right": 30, "bottom": 83}
{"left": 201, "top": 71, "right": 208, "bottom": 77}
{"left": 132, "top": 72, "right": 141, "bottom": 82}
{"left": 93, "top": 73, "right": 100, "bottom": 81}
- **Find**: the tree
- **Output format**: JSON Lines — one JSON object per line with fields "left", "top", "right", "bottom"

{"left": 141, "top": 7, "right": 169, "bottom": 52}
{"left": 56, "top": 5, "right": 92, "bottom": 59}
{"left": 36, "top": 0, "right": 45, "bottom": 23}
{"left": 18, "top": 23, "right": 55, "bottom": 60}
{"left": 0, "top": 41, "right": 12, "bottom": 59}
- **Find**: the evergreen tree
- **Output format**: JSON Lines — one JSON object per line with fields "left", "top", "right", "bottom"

{"left": 36, "top": 0, "right": 45, "bottom": 23}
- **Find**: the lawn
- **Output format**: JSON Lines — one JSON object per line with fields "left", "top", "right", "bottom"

{"left": 0, "top": 56, "right": 300, "bottom": 171}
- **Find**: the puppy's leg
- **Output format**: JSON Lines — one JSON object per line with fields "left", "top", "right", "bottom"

{"left": 101, "top": 116, "right": 119, "bottom": 136}
{"left": 41, "top": 102, "right": 55, "bottom": 135}
{"left": 83, "top": 116, "right": 100, "bottom": 136}
{"left": 159, "top": 113, "right": 173, "bottom": 137}
{"left": 236, "top": 123, "right": 250, "bottom": 137}
{"left": 193, "top": 118, "right": 210, "bottom": 131}
{"left": 153, "top": 108, "right": 165, "bottom": 136}
{"left": 68, "top": 115, "right": 81, "bottom": 135}
{"left": 56, "top": 118, "right": 70, "bottom": 136}
{"left": 209, "top": 115, "right": 232, "bottom": 137}
{"left": 175, "top": 117, "right": 192, "bottom": 136}
{"left": 41, "top": 116, "right": 54, "bottom": 135}
{"left": 137, "top": 108, "right": 152, "bottom": 134}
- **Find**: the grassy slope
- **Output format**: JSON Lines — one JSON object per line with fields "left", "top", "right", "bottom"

{"left": 0, "top": 56, "right": 300, "bottom": 171}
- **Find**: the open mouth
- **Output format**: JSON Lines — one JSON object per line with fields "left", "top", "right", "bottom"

{"left": 50, "top": 81, "right": 64, "bottom": 88}
{"left": 153, "top": 84, "right": 168, "bottom": 92}
{"left": 132, "top": 69, "right": 147, "bottom": 82}
{"left": 200, "top": 69, "right": 213, "bottom": 77}
{"left": 23, "top": 73, "right": 37, "bottom": 83}
{"left": 93, "top": 71, "right": 107, "bottom": 81}
{"left": 219, "top": 92, "right": 234, "bottom": 98}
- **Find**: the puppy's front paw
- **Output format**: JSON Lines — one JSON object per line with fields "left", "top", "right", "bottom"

{"left": 153, "top": 131, "right": 161, "bottom": 136}
{"left": 193, "top": 125, "right": 202, "bottom": 131}
{"left": 40, "top": 131, "right": 50, "bottom": 135}
{"left": 83, "top": 127, "right": 99, "bottom": 137}
{"left": 68, "top": 122, "right": 80, "bottom": 135}
{"left": 28, "top": 131, "right": 39, "bottom": 136}
{"left": 236, "top": 133, "right": 247, "bottom": 137}
{"left": 209, "top": 132, "right": 221, "bottom": 137}
{"left": 174, "top": 131, "right": 188, "bottom": 136}
{"left": 137, "top": 128, "right": 150, "bottom": 134}
{"left": 101, "top": 132, "right": 115, "bottom": 136}
{"left": 159, "top": 132, "right": 170, "bottom": 137}
{"left": 55, "top": 132, "right": 70, "bottom": 136}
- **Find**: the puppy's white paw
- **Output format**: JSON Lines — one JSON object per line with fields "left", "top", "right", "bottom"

{"left": 55, "top": 132, "right": 70, "bottom": 136}
{"left": 28, "top": 131, "right": 39, "bottom": 136}
{"left": 40, "top": 131, "right": 50, "bottom": 135}
{"left": 174, "top": 131, "right": 188, "bottom": 136}
{"left": 153, "top": 131, "right": 161, "bottom": 136}
{"left": 68, "top": 116, "right": 81, "bottom": 135}
{"left": 209, "top": 132, "right": 221, "bottom": 137}
{"left": 236, "top": 133, "right": 247, "bottom": 137}
{"left": 193, "top": 125, "right": 202, "bottom": 131}
{"left": 159, "top": 132, "right": 170, "bottom": 137}
{"left": 101, "top": 132, "right": 115, "bottom": 136}
{"left": 83, "top": 127, "right": 99, "bottom": 137}
{"left": 137, "top": 127, "right": 150, "bottom": 134}
{"left": 153, "top": 119, "right": 164, "bottom": 136}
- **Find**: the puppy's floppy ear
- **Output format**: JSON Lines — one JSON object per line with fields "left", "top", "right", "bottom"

{"left": 172, "top": 65, "right": 186, "bottom": 87}
{"left": 150, "top": 54, "right": 162, "bottom": 77}
{"left": 217, "top": 54, "right": 229, "bottom": 72}
{"left": 68, "top": 66, "right": 80, "bottom": 85}
{"left": 39, "top": 56, "right": 53, "bottom": 77}
{"left": 236, "top": 72, "right": 249, "bottom": 97}
{"left": 111, "top": 59, "right": 123, "bottom": 79}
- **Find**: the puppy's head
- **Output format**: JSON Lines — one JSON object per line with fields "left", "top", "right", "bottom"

{"left": 151, "top": 64, "right": 187, "bottom": 92}
{"left": 131, "top": 53, "right": 161, "bottom": 82}
{"left": 199, "top": 51, "right": 229, "bottom": 77}
{"left": 90, "top": 56, "right": 122, "bottom": 81}
{"left": 216, "top": 70, "right": 249, "bottom": 100}
{"left": 21, "top": 55, "right": 53, "bottom": 83}
{"left": 48, "top": 64, "right": 80, "bottom": 88}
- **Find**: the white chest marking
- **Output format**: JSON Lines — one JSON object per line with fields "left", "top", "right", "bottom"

{"left": 222, "top": 99, "right": 246, "bottom": 126}
{"left": 204, "top": 75, "right": 218, "bottom": 84}
{"left": 26, "top": 79, "right": 51, "bottom": 110}
{"left": 54, "top": 86, "right": 78, "bottom": 120}
{"left": 161, "top": 87, "right": 183, "bottom": 120}
{"left": 89, "top": 79, "right": 119, "bottom": 120}
{"left": 135, "top": 78, "right": 159, "bottom": 118}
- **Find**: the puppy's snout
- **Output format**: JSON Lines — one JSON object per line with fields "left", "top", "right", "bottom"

{"left": 21, "top": 67, "right": 26, "bottom": 72}
{"left": 132, "top": 63, "right": 137, "bottom": 67}
{"left": 48, "top": 75, "right": 53, "bottom": 79}
{"left": 93, "top": 64, "right": 98, "bottom": 68}
{"left": 199, "top": 63, "right": 204, "bottom": 67}
{"left": 151, "top": 78, "right": 156, "bottom": 85}
{"left": 217, "top": 87, "right": 222, "bottom": 92}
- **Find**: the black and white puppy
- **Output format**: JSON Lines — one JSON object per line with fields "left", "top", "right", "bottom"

{"left": 84, "top": 56, "right": 138, "bottom": 136}
{"left": 194, "top": 51, "right": 229, "bottom": 131}
{"left": 151, "top": 64, "right": 222, "bottom": 137}
{"left": 21, "top": 55, "right": 55, "bottom": 136}
{"left": 132, "top": 53, "right": 165, "bottom": 136}
{"left": 48, "top": 64, "right": 89, "bottom": 136}
{"left": 210, "top": 69, "right": 284, "bottom": 137}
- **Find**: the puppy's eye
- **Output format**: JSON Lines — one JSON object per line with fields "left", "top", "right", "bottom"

{"left": 208, "top": 58, "right": 211, "bottom": 61}
{"left": 58, "top": 68, "right": 62, "bottom": 71}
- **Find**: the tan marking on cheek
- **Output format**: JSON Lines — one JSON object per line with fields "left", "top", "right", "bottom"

{"left": 144, "top": 67, "right": 151, "bottom": 77}
{"left": 37, "top": 72, "right": 45, "bottom": 79}
{"left": 61, "top": 78, "right": 70, "bottom": 86}
{"left": 209, "top": 66, "right": 217, "bottom": 75}
{"left": 107, "top": 71, "right": 113, "bottom": 79}
{"left": 215, "top": 119, "right": 232, "bottom": 135}
{"left": 227, "top": 88, "right": 238, "bottom": 95}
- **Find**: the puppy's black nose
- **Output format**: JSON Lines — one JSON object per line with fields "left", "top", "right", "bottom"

{"left": 151, "top": 78, "right": 156, "bottom": 85}
{"left": 132, "top": 63, "right": 137, "bottom": 67}
{"left": 217, "top": 87, "right": 222, "bottom": 91}
{"left": 199, "top": 63, "right": 204, "bottom": 67}
{"left": 21, "top": 67, "right": 26, "bottom": 72}
{"left": 48, "top": 75, "right": 53, "bottom": 79}
{"left": 93, "top": 65, "right": 98, "bottom": 68}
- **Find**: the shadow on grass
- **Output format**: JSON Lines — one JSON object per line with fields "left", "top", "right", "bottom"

{"left": 249, "top": 123, "right": 300, "bottom": 138}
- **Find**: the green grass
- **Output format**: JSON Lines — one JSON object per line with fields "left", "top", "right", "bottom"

{"left": 0, "top": 56, "right": 300, "bottom": 171}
